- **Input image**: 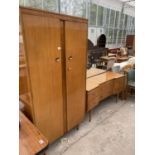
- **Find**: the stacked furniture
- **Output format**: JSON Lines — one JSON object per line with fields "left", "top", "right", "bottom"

{"left": 100, "top": 56, "right": 116, "bottom": 70}
{"left": 20, "top": 7, "right": 87, "bottom": 143}
{"left": 126, "top": 35, "right": 135, "bottom": 56}
{"left": 86, "top": 71, "right": 126, "bottom": 121}
{"left": 97, "top": 34, "right": 106, "bottom": 47}
{"left": 87, "top": 34, "right": 108, "bottom": 68}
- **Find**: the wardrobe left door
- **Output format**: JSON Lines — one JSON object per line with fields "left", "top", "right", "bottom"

{"left": 20, "top": 8, "right": 64, "bottom": 142}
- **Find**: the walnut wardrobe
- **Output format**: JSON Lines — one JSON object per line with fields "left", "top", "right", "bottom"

{"left": 20, "top": 7, "right": 87, "bottom": 143}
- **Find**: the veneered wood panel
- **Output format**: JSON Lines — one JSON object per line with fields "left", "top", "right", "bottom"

{"left": 100, "top": 80, "right": 113, "bottom": 100}
{"left": 19, "top": 65, "right": 28, "bottom": 95}
{"left": 65, "top": 21, "right": 87, "bottom": 130}
{"left": 21, "top": 12, "right": 64, "bottom": 142}
{"left": 113, "top": 77, "right": 125, "bottom": 94}
{"left": 20, "top": 93, "right": 33, "bottom": 120}
{"left": 19, "top": 111, "right": 48, "bottom": 155}
{"left": 86, "top": 72, "right": 125, "bottom": 113}
{"left": 87, "top": 87, "right": 100, "bottom": 112}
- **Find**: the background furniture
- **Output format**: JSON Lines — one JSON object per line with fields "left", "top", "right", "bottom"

{"left": 104, "top": 59, "right": 116, "bottom": 70}
{"left": 108, "top": 53, "right": 117, "bottom": 57}
{"left": 87, "top": 35, "right": 108, "bottom": 68}
{"left": 99, "top": 56, "right": 116, "bottom": 70}
{"left": 20, "top": 111, "right": 48, "bottom": 155}
{"left": 125, "top": 68, "right": 135, "bottom": 98}
{"left": 116, "top": 56, "right": 129, "bottom": 63}
{"left": 119, "top": 47, "right": 128, "bottom": 56}
{"left": 86, "top": 72, "right": 126, "bottom": 121}
{"left": 126, "top": 35, "right": 135, "bottom": 56}
{"left": 112, "top": 65, "right": 121, "bottom": 73}
{"left": 100, "top": 56, "right": 116, "bottom": 64}
{"left": 20, "top": 7, "right": 87, "bottom": 143}
{"left": 126, "top": 35, "right": 135, "bottom": 49}
{"left": 107, "top": 48, "right": 120, "bottom": 59}
{"left": 97, "top": 34, "right": 106, "bottom": 47}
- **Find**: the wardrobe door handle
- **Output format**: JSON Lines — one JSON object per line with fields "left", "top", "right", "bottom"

{"left": 68, "top": 56, "right": 73, "bottom": 60}
{"left": 68, "top": 67, "right": 72, "bottom": 71}
{"left": 55, "top": 57, "right": 60, "bottom": 62}
{"left": 57, "top": 47, "right": 61, "bottom": 51}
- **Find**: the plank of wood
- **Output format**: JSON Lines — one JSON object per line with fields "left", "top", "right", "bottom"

{"left": 19, "top": 111, "right": 48, "bottom": 155}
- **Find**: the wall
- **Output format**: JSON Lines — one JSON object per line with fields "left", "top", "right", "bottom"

{"left": 19, "top": 0, "right": 135, "bottom": 49}
{"left": 89, "top": 0, "right": 135, "bottom": 48}
{"left": 91, "top": 0, "right": 135, "bottom": 17}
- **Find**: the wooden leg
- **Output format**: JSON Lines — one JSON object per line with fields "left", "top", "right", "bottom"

{"left": 123, "top": 90, "right": 126, "bottom": 100}
{"left": 38, "top": 145, "right": 48, "bottom": 155}
{"left": 116, "top": 93, "right": 119, "bottom": 103}
{"left": 76, "top": 125, "right": 79, "bottom": 130}
{"left": 39, "top": 151, "right": 46, "bottom": 155}
{"left": 125, "top": 87, "right": 128, "bottom": 100}
{"left": 122, "top": 90, "right": 125, "bottom": 101}
{"left": 89, "top": 111, "right": 92, "bottom": 122}
{"left": 116, "top": 94, "right": 117, "bottom": 103}
{"left": 121, "top": 91, "right": 124, "bottom": 100}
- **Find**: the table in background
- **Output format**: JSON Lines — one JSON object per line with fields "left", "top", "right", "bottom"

{"left": 100, "top": 56, "right": 116, "bottom": 64}
{"left": 116, "top": 56, "right": 129, "bottom": 63}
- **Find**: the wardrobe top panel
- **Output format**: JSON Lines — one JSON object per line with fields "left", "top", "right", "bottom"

{"left": 20, "top": 6, "right": 88, "bottom": 24}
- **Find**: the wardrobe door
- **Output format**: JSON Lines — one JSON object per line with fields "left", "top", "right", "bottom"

{"left": 65, "top": 21, "right": 87, "bottom": 130}
{"left": 21, "top": 9, "right": 64, "bottom": 142}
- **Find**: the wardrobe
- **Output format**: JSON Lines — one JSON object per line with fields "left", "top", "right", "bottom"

{"left": 20, "top": 7, "right": 87, "bottom": 143}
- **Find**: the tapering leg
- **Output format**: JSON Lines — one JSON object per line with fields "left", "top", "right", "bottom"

{"left": 76, "top": 125, "right": 79, "bottom": 130}
{"left": 116, "top": 93, "right": 119, "bottom": 103}
{"left": 89, "top": 111, "right": 92, "bottom": 122}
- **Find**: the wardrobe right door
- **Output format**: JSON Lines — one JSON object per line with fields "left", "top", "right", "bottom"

{"left": 65, "top": 21, "right": 87, "bottom": 130}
